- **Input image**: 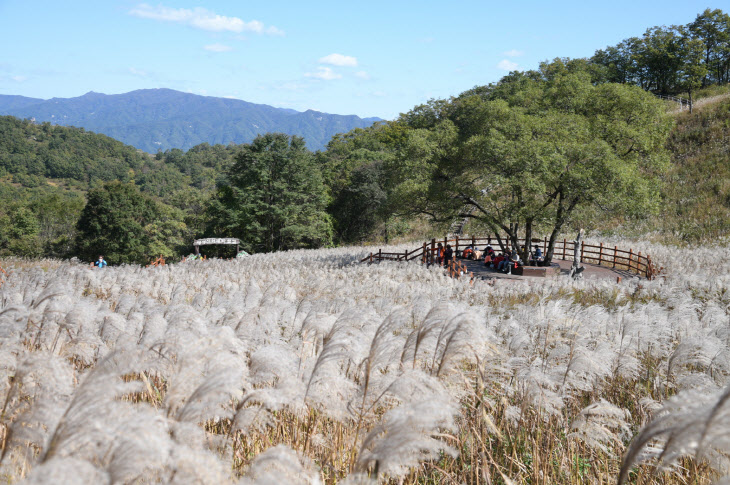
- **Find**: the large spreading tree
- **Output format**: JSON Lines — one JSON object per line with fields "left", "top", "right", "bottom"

{"left": 209, "top": 133, "right": 332, "bottom": 253}
{"left": 389, "top": 61, "right": 674, "bottom": 263}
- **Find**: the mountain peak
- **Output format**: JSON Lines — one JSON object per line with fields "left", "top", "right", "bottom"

{"left": 0, "top": 88, "right": 382, "bottom": 152}
{"left": 80, "top": 91, "right": 106, "bottom": 98}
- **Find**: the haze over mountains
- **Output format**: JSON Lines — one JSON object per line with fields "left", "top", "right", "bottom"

{"left": 0, "top": 88, "right": 381, "bottom": 152}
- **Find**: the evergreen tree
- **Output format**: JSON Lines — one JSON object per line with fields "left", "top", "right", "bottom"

{"left": 210, "top": 133, "right": 332, "bottom": 253}
{"left": 75, "top": 182, "right": 162, "bottom": 264}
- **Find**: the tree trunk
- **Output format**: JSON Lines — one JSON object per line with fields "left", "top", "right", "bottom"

{"left": 522, "top": 219, "right": 533, "bottom": 263}
{"left": 544, "top": 226, "right": 560, "bottom": 264}
{"left": 572, "top": 229, "right": 583, "bottom": 272}
{"left": 509, "top": 222, "right": 519, "bottom": 255}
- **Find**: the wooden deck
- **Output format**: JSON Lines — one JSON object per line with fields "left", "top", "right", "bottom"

{"left": 459, "top": 258, "right": 635, "bottom": 282}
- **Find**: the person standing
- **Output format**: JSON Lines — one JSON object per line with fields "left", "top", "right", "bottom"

{"left": 444, "top": 244, "right": 454, "bottom": 267}
{"left": 94, "top": 255, "right": 107, "bottom": 268}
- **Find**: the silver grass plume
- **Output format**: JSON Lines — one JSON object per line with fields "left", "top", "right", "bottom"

{"left": 237, "top": 444, "right": 322, "bottom": 485}
{"left": 21, "top": 457, "right": 110, "bottom": 485}
{"left": 355, "top": 396, "right": 458, "bottom": 479}
{"left": 569, "top": 399, "right": 631, "bottom": 453}
{"left": 619, "top": 384, "right": 730, "bottom": 484}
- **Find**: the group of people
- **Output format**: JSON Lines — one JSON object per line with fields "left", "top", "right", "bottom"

{"left": 484, "top": 245, "right": 544, "bottom": 273}
{"left": 430, "top": 242, "right": 544, "bottom": 274}
{"left": 460, "top": 243, "right": 545, "bottom": 274}
{"left": 429, "top": 243, "right": 455, "bottom": 267}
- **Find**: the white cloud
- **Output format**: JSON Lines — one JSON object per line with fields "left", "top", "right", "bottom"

{"left": 275, "top": 81, "right": 307, "bottom": 91}
{"left": 497, "top": 59, "right": 519, "bottom": 71}
{"left": 266, "top": 26, "right": 285, "bottom": 36}
{"left": 503, "top": 49, "right": 524, "bottom": 57}
{"left": 319, "top": 53, "right": 358, "bottom": 67}
{"left": 128, "top": 67, "right": 148, "bottom": 77}
{"left": 11, "top": 75, "right": 28, "bottom": 82}
{"left": 354, "top": 71, "right": 371, "bottom": 80}
{"left": 204, "top": 43, "right": 233, "bottom": 52}
{"left": 129, "top": 4, "right": 283, "bottom": 35}
{"left": 305, "top": 67, "right": 341, "bottom": 80}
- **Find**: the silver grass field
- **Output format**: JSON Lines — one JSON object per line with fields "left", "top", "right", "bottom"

{"left": 0, "top": 239, "right": 729, "bottom": 484}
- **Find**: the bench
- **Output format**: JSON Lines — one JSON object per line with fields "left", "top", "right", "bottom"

{"left": 513, "top": 264, "right": 560, "bottom": 278}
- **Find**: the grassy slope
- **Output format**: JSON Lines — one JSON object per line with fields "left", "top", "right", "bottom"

{"left": 571, "top": 88, "right": 730, "bottom": 244}
{"left": 660, "top": 92, "right": 730, "bottom": 242}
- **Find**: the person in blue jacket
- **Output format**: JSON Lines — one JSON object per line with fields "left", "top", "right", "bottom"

{"left": 94, "top": 255, "right": 107, "bottom": 268}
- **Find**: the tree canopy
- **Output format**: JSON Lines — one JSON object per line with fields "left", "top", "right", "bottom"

{"left": 592, "top": 9, "right": 729, "bottom": 93}
{"left": 209, "top": 133, "right": 333, "bottom": 253}
{"left": 388, "top": 64, "right": 673, "bottom": 262}
{"left": 75, "top": 182, "right": 177, "bottom": 264}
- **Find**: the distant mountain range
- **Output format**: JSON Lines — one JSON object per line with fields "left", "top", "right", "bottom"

{"left": 0, "top": 89, "right": 381, "bottom": 152}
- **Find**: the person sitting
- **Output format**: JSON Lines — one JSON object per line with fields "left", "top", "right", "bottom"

{"left": 530, "top": 245, "right": 543, "bottom": 265}
{"left": 484, "top": 251, "right": 494, "bottom": 267}
{"left": 462, "top": 244, "right": 474, "bottom": 260}
{"left": 506, "top": 249, "right": 522, "bottom": 274}
{"left": 494, "top": 252, "right": 508, "bottom": 271}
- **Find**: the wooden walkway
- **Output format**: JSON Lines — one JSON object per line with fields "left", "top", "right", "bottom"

{"left": 458, "top": 258, "right": 635, "bottom": 283}
{"left": 363, "top": 235, "right": 660, "bottom": 280}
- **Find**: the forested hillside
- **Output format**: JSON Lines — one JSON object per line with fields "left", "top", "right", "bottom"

{"left": 1, "top": 9, "right": 728, "bottom": 264}
{"left": 0, "top": 116, "right": 241, "bottom": 261}
{"left": 0, "top": 88, "right": 381, "bottom": 152}
{"left": 661, "top": 93, "right": 730, "bottom": 241}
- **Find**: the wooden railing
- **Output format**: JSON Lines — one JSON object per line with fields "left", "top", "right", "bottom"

{"left": 655, "top": 93, "right": 690, "bottom": 111}
{"left": 361, "top": 235, "right": 662, "bottom": 280}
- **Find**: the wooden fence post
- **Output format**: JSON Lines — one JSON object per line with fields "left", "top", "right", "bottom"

{"left": 422, "top": 242, "right": 427, "bottom": 264}
{"left": 599, "top": 243, "right": 603, "bottom": 266}
{"left": 647, "top": 255, "right": 653, "bottom": 279}
{"left": 404, "top": 249, "right": 408, "bottom": 261}
{"left": 628, "top": 249, "right": 633, "bottom": 273}
{"left": 613, "top": 246, "right": 617, "bottom": 269}
{"left": 472, "top": 235, "right": 476, "bottom": 247}
{"left": 378, "top": 249, "right": 382, "bottom": 261}
{"left": 370, "top": 252, "right": 373, "bottom": 263}
{"left": 638, "top": 252, "right": 642, "bottom": 275}
{"left": 562, "top": 239, "right": 567, "bottom": 260}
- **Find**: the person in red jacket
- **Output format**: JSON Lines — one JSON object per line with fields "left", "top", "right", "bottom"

{"left": 493, "top": 252, "right": 506, "bottom": 270}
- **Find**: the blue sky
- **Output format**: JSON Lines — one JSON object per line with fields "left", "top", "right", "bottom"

{"left": 0, "top": 1, "right": 720, "bottom": 119}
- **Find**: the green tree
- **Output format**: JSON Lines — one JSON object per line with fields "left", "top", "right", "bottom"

{"left": 675, "top": 29, "right": 708, "bottom": 111}
{"left": 689, "top": 8, "right": 730, "bottom": 84}
{"left": 391, "top": 66, "right": 673, "bottom": 263}
{"left": 29, "top": 192, "right": 85, "bottom": 257}
{"left": 320, "top": 125, "right": 399, "bottom": 243}
{"left": 0, "top": 204, "right": 42, "bottom": 257}
{"left": 75, "top": 181, "right": 161, "bottom": 264}
{"left": 210, "top": 133, "right": 332, "bottom": 253}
